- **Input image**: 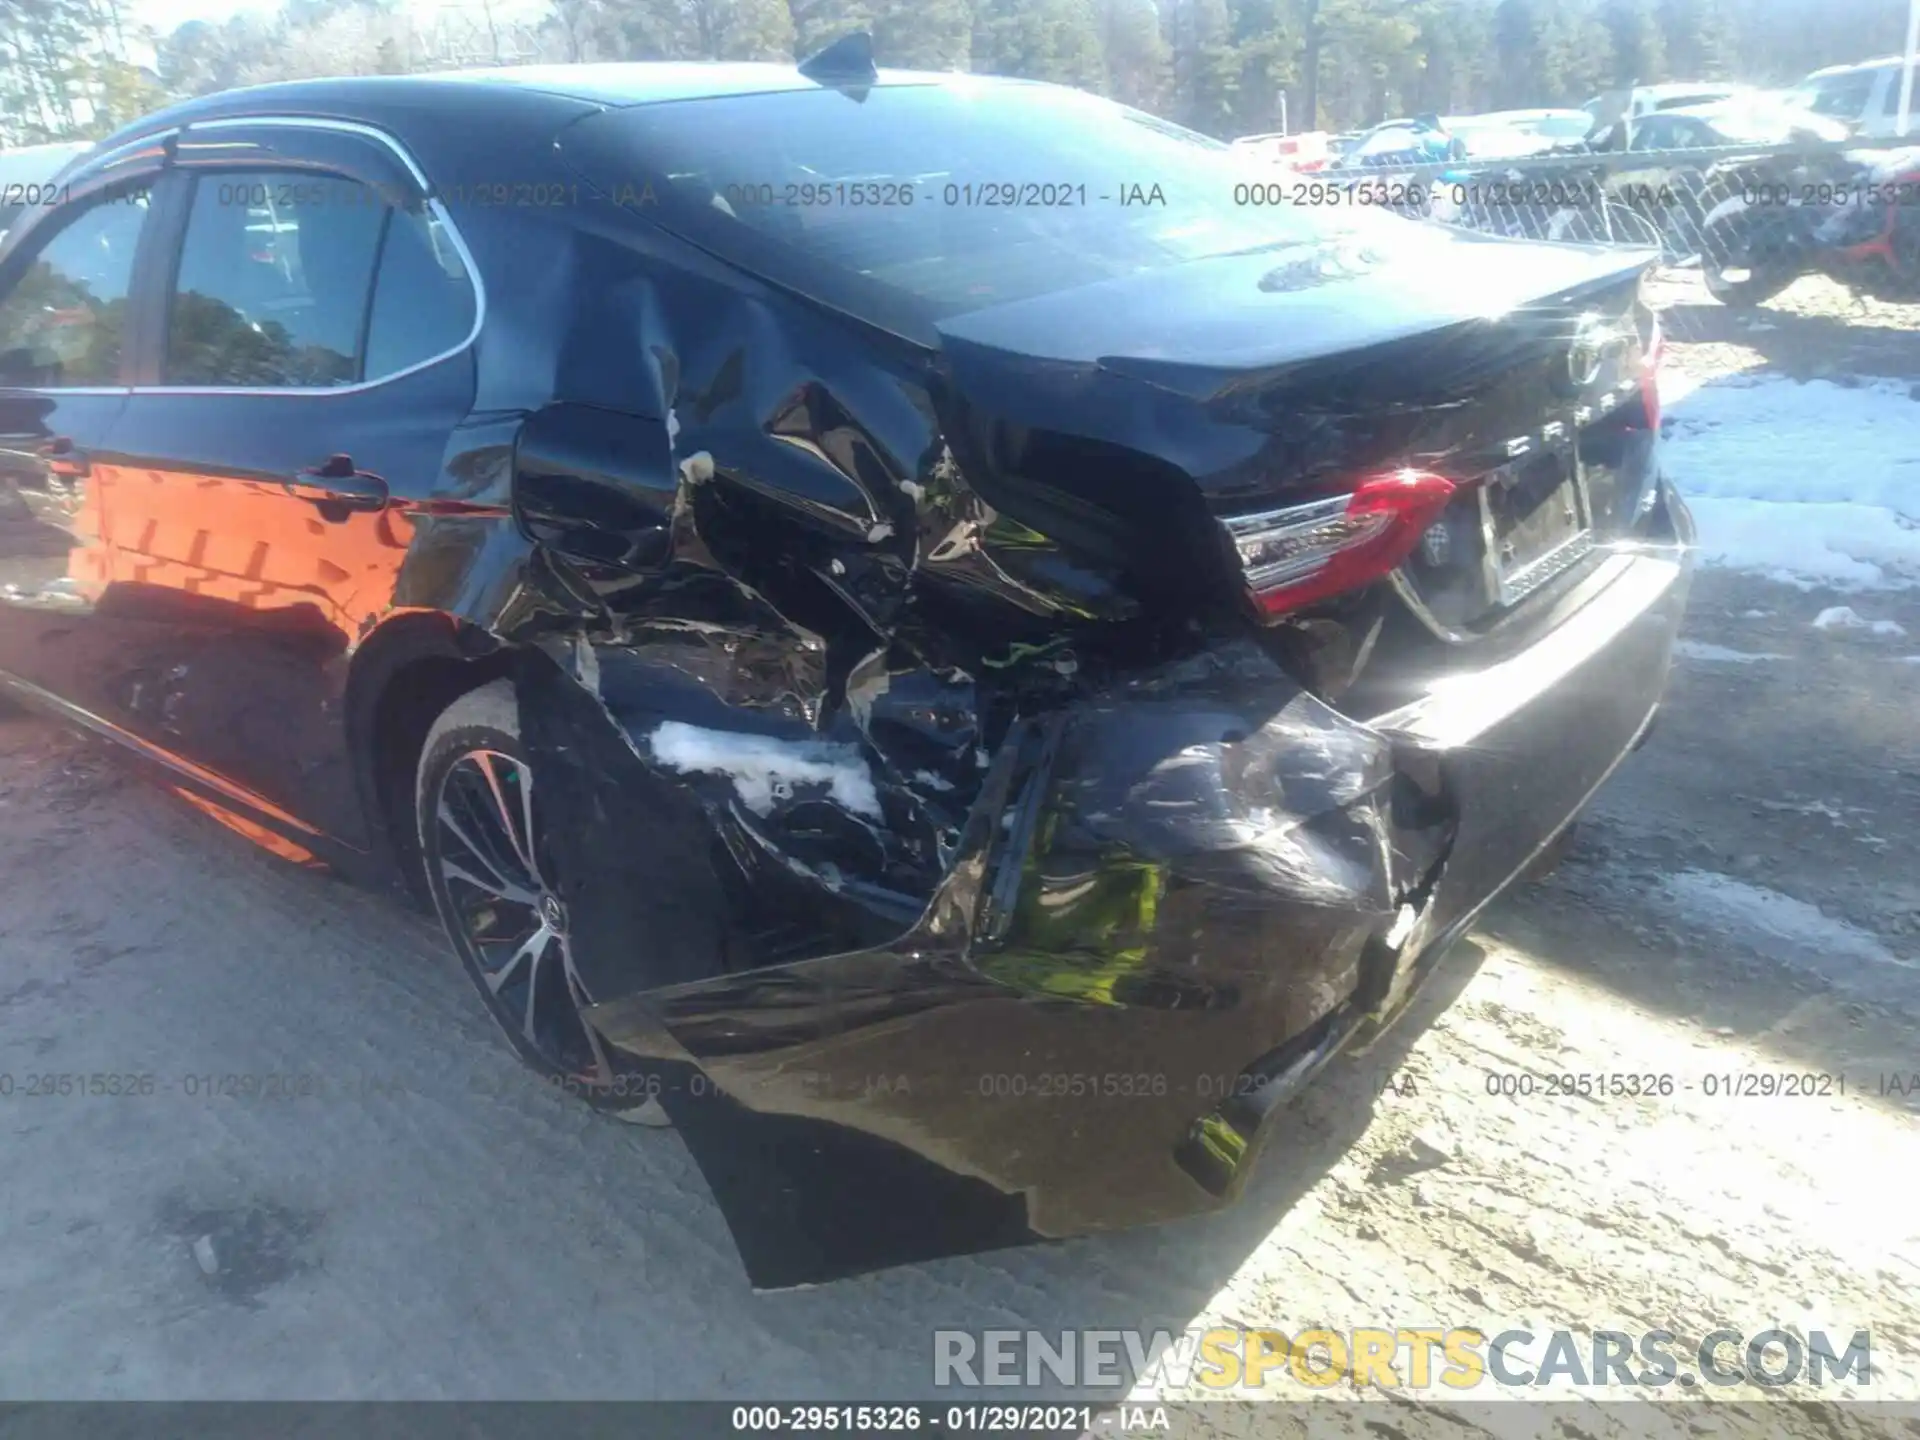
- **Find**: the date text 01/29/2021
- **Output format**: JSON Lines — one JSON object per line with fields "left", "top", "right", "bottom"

{"left": 727, "top": 1405, "right": 1167, "bottom": 1434}
{"left": 1481, "top": 1071, "right": 1920, "bottom": 1098}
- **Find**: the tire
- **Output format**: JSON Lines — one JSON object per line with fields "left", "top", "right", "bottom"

{"left": 1703, "top": 261, "right": 1797, "bottom": 309}
{"left": 416, "top": 679, "right": 669, "bottom": 1124}
{"left": 1700, "top": 211, "right": 1799, "bottom": 309}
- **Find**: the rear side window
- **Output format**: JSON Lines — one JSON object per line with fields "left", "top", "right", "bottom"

{"left": 1652, "top": 92, "right": 1728, "bottom": 111}
{"left": 0, "top": 185, "right": 150, "bottom": 388}
{"left": 1630, "top": 117, "right": 1675, "bottom": 149}
{"left": 1878, "top": 67, "right": 1915, "bottom": 117}
{"left": 164, "top": 170, "right": 474, "bottom": 388}
{"left": 364, "top": 208, "right": 476, "bottom": 380}
{"left": 1808, "top": 72, "right": 1875, "bottom": 120}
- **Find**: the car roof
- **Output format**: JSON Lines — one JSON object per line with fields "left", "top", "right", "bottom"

{"left": 1656, "top": 100, "right": 1747, "bottom": 120}
{"left": 1803, "top": 55, "right": 1906, "bottom": 79}
{"left": 405, "top": 61, "right": 979, "bottom": 105}
{"left": 89, "top": 63, "right": 1037, "bottom": 165}
{"left": 1443, "top": 108, "right": 1587, "bottom": 127}
{"left": 123, "top": 62, "right": 995, "bottom": 127}
{"left": 1637, "top": 81, "right": 1749, "bottom": 99}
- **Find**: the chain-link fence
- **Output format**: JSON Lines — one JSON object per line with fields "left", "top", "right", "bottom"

{"left": 1300, "top": 139, "right": 1920, "bottom": 332}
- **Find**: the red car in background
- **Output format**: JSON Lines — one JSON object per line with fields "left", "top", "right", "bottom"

{"left": 1231, "top": 130, "right": 1333, "bottom": 172}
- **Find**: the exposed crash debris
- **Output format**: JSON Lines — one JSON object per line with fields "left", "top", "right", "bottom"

{"left": 0, "top": 62, "right": 1691, "bottom": 1288}
{"left": 648, "top": 721, "right": 883, "bottom": 819}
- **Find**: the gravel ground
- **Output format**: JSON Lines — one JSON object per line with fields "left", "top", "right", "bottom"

{"left": 1, "top": 272, "right": 1917, "bottom": 1433}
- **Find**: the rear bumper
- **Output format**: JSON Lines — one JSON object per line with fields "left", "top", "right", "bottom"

{"left": 576, "top": 498, "right": 1693, "bottom": 1288}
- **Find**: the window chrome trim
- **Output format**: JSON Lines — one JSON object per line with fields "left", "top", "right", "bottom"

{"left": 186, "top": 115, "right": 432, "bottom": 189}
{"left": 81, "top": 128, "right": 180, "bottom": 176}
{"left": 126, "top": 113, "right": 485, "bottom": 399}
{"left": 0, "top": 387, "right": 131, "bottom": 397}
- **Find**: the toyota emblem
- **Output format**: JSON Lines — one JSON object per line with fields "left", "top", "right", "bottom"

{"left": 1566, "top": 313, "right": 1621, "bottom": 390}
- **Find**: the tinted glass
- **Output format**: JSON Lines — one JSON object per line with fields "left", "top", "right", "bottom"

{"left": 165, "top": 171, "right": 385, "bottom": 387}
{"left": 1536, "top": 115, "right": 1594, "bottom": 140}
{"left": 1809, "top": 73, "right": 1874, "bottom": 119}
{"left": 1351, "top": 124, "right": 1424, "bottom": 160}
{"left": 1653, "top": 91, "right": 1732, "bottom": 111}
{"left": 567, "top": 83, "right": 1416, "bottom": 320}
{"left": 363, "top": 208, "right": 476, "bottom": 380}
{"left": 1878, "top": 67, "right": 1915, "bottom": 116}
{"left": 0, "top": 187, "right": 148, "bottom": 387}
{"left": 1630, "top": 118, "right": 1674, "bottom": 150}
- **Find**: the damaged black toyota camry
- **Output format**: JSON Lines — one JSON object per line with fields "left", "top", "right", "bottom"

{"left": 0, "top": 40, "right": 1689, "bottom": 1288}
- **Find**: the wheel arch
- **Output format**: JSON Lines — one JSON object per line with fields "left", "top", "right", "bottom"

{"left": 344, "top": 608, "right": 517, "bottom": 904}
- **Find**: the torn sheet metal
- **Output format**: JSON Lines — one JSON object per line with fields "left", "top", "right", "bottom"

{"left": 529, "top": 631, "right": 1429, "bottom": 1288}
{"left": 492, "top": 192, "right": 1675, "bottom": 1288}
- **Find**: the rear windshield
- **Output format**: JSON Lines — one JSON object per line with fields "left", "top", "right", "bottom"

{"left": 558, "top": 81, "right": 1412, "bottom": 333}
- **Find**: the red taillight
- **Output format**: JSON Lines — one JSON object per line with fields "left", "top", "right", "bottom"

{"left": 1224, "top": 468, "right": 1456, "bottom": 619}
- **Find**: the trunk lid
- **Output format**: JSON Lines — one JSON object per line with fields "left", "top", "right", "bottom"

{"left": 930, "top": 235, "right": 1658, "bottom": 635}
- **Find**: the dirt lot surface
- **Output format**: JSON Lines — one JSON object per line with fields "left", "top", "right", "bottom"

{"left": 1, "top": 271, "right": 1917, "bottom": 1434}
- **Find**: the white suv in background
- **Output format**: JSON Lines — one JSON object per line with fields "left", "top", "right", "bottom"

{"left": 1789, "top": 57, "right": 1920, "bottom": 137}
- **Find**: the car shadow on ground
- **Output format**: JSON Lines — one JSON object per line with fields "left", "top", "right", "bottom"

{"left": 755, "top": 941, "right": 1493, "bottom": 1401}
{"left": 1468, "top": 566, "right": 1920, "bottom": 1114}
{"left": 0, "top": 710, "right": 1494, "bottom": 1399}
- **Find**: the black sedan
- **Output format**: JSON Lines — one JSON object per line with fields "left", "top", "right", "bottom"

{"left": 0, "top": 39, "right": 1691, "bottom": 1289}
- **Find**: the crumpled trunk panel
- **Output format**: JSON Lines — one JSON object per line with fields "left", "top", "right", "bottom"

{"left": 524, "top": 628, "right": 1443, "bottom": 1287}
{"left": 489, "top": 231, "right": 1669, "bottom": 1287}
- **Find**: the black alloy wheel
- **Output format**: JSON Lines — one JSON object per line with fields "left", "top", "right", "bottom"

{"left": 416, "top": 680, "right": 665, "bottom": 1120}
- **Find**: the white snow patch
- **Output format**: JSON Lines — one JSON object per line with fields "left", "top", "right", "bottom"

{"left": 912, "top": 769, "right": 955, "bottom": 793}
{"left": 1661, "top": 871, "right": 1913, "bottom": 971}
{"left": 1740, "top": 608, "right": 1772, "bottom": 619}
{"left": 1813, "top": 605, "right": 1907, "bottom": 636}
{"left": 648, "top": 722, "right": 881, "bottom": 819}
{"left": 1662, "top": 374, "right": 1920, "bottom": 590}
{"left": 867, "top": 522, "right": 894, "bottom": 542}
{"left": 898, "top": 479, "right": 925, "bottom": 502}
{"left": 1672, "top": 640, "right": 1786, "bottom": 664}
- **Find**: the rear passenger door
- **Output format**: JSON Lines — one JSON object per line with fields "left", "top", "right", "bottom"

{"left": 99, "top": 119, "right": 479, "bottom": 849}
{"left": 0, "top": 157, "right": 159, "bottom": 719}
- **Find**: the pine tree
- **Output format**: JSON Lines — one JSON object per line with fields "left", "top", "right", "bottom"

{"left": 870, "top": 0, "right": 971, "bottom": 69}
{"left": 1097, "top": 0, "right": 1169, "bottom": 111}
{"left": 972, "top": 0, "right": 1107, "bottom": 89}
{"left": 1162, "top": 0, "right": 1239, "bottom": 134}
{"left": 1601, "top": 0, "right": 1665, "bottom": 87}
{"left": 1657, "top": 0, "right": 1737, "bottom": 81}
